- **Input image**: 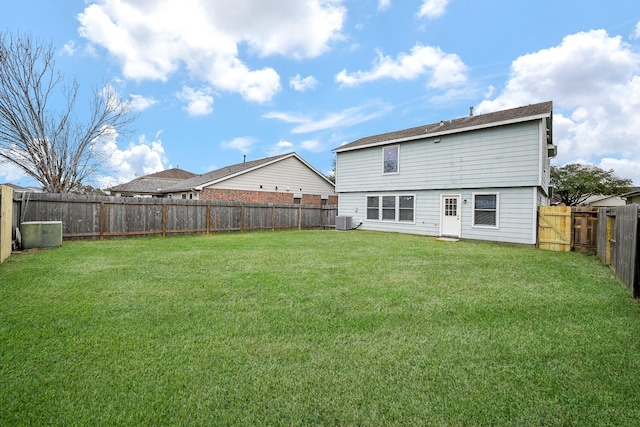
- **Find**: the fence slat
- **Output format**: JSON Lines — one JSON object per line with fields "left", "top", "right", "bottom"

{"left": 611, "top": 205, "right": 640, "bottom": 297}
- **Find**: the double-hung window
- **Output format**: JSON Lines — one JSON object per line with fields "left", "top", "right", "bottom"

{"left": 366, "top": 195, "right": 414, "bottom": 222}
{"left": 383, "top": 146, "right": 399, "bottom": 174}
{"left": 473, "top": 193, "right": 499, "bottom": 227}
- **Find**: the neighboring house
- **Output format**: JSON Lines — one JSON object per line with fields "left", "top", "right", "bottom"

{"left": 164, "top": 152, "right": 336, "bottom": 205}
{"left": 334, "top": 101, "right": 555, "bottom": 245}
{"left": 109, "top": 152, "right": 336, "bottom": 205}
{"left": 580, "top": 194, "right": 628, "bottom": 208}
{"left": 0, "top": 183, "right": 42, "bottom": 193}
{"left": 621, "top": 188, "right": 640, "bottom": 205}
{"left": 108, "top": 168, "right": 196, "bottom": 197}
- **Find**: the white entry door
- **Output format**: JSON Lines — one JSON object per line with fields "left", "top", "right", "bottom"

{"left": 440, "top": 195, "right": 461, "bottom": 237}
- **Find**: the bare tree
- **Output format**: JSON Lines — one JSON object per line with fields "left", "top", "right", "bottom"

{"left": 0, "top": 31, "right": 135, "bottom": 192}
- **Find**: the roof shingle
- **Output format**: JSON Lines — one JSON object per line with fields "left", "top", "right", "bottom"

{"left": 107, "top": 168, "right": 195, "bottom": 193}
{"left": 336, "top": 101, "right": 553, "bottom": 152}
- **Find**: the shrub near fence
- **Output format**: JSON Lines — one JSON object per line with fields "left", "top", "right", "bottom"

{"left": 12, "top": 192, "right": 337, "bottom": 241}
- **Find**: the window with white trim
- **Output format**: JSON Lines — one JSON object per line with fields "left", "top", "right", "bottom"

{"left": 366, "top": 195, "right": 414, "bottom": 222}
{"left": 473, "top": 193, "right": 499, "bottom": 227}
{"left": 383, "top": 145, "right": 399, "bottom": 174}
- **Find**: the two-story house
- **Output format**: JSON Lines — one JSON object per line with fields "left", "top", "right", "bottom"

{"left": 334, "top": 101, "right": 555, "bottom": 245}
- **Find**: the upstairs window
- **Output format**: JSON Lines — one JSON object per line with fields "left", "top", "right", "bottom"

{"left": 383, "top": 146, "right": 399, "bottom": 174}
{"left": 473, "top": 193, "right": 499, "bottom": 227}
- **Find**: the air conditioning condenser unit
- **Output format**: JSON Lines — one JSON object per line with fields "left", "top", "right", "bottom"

{"left": 335, "top": 216, "right": 352, "bottom": 231}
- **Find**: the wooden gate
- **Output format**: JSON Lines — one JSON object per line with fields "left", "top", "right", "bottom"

{"left": 572, "top": 207, "right": 598, "bottom": 254}
{"left": 538, "top": 206, "right": 572, "bottom": 252}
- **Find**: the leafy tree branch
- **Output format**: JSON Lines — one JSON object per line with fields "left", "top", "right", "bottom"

{"left": 550, "top": 163, "right": 632, "bottom": 206}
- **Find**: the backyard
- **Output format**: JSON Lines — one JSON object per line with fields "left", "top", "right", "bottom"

{"left": 1, "top": 230, "right": 639, "bottom": 425}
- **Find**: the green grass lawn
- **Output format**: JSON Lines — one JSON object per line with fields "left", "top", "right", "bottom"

{"left": 1, "top": 230, "right": 639, "bottom": 426}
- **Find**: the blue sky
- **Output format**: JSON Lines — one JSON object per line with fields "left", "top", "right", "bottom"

{"left": 1, "top": 0, "right": 640, "bottom": 187}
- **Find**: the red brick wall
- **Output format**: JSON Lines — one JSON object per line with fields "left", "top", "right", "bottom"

{"left": 301, "top": 194, "right": 321, "bottom": 206}
{"left": 200, "top": 188, "right": 294, "bottom": 204}
{"left": 200, "top": 188, "right": 337, "bottom": 205}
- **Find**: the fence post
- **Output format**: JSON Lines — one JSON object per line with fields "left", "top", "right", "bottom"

{"left": 162, "top": 203, "right": 168, "bottom": 237}
{"left": 605, "top": 213, "right": 614, "bottom": 266}
{"left": 99, "top": 201, "right": 106, "bottom": 240}
{"left": 206, "top": 205, "right": 211, "bottom": 235}
{"left": 0, "top": 186, "right": 14, "bottom": 263}
{"left": 298, "top": 206, "right": 302, "bottom": 230}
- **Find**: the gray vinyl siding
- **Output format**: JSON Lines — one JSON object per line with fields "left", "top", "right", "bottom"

{"left": 336, "top": 122, "right": 541, "bottom": 193}
{"left": 338, "top": 187, "right": 538, "bottom": 245}
{"left": 208, "top": 156, "right": 335, "bottom": 196}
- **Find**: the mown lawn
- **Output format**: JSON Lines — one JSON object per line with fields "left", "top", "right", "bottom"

{"left": 1, "top": 230, "right": 639, "bottom": 426}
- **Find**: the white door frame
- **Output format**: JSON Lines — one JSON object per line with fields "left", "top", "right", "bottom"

{"left": 440, "top": 194, "right": 462, "bottom": 238}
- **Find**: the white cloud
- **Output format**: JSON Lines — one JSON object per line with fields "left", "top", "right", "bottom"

{"left": 0, "top": 159, "right": 29, "bottom": 182}
{"left": 418, "top": 0, "right": 449, "bottom": 19}
{"left": 266, "top": 140, "right": 295, "bottom": 156}
{"left": 262, "top": 139, "right": 325, "bottom": 156}
{"left": 300, "top": 140, "right": 323, "bottom": 152}
{"left": 77, "top": 0, "right": 346, "bottom": 103}
{"left": 92, "top": 127, "right": 167, "bottom": 188}
{"left": 176, "top": 86, "right": 214, "bottom": 116}
{"left": 264, "top": 104, "right": 392, "bottom": 134}
{"left": 220, "top": 136, "right": 258, "bottom": 153}
{"left": 632, "top": 21, "right": 640, "bottom": 39}
{"left": 378, "top": 0, "right": 391, "bottom": 11}
{"left": 476, "top": 29, "right": 640, "bottom": 184}
{"left": 335, "top": 44, "right": 467, "bottom": 88}
{"left": 598, "top": 158, "right": 640, "bottom": 185}
{"left": 61, "top": 40, "right": 75, "bottom": 56}
{"left": 129, "top": 94, "right": 158, "bottom": 111}
{"left": 290, "top": 74, "right": 319, "bottom": 92}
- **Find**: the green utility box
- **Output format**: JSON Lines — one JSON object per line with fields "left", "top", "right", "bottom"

{"left": 20, "top": 221, "right": 63, "bottom": 250}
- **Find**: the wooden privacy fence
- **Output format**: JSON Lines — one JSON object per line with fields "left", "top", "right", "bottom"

{"left": 597, "top": 205, "right": 640, "bottom": 298}
{"left": 538, "top": 206, "right": 598, "bottom": 253}
{"left": 539, "top": 205, "right": 640, "bottom": 298}
{"left": 12, "top": 192, "right": 337, "bottom": 241}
